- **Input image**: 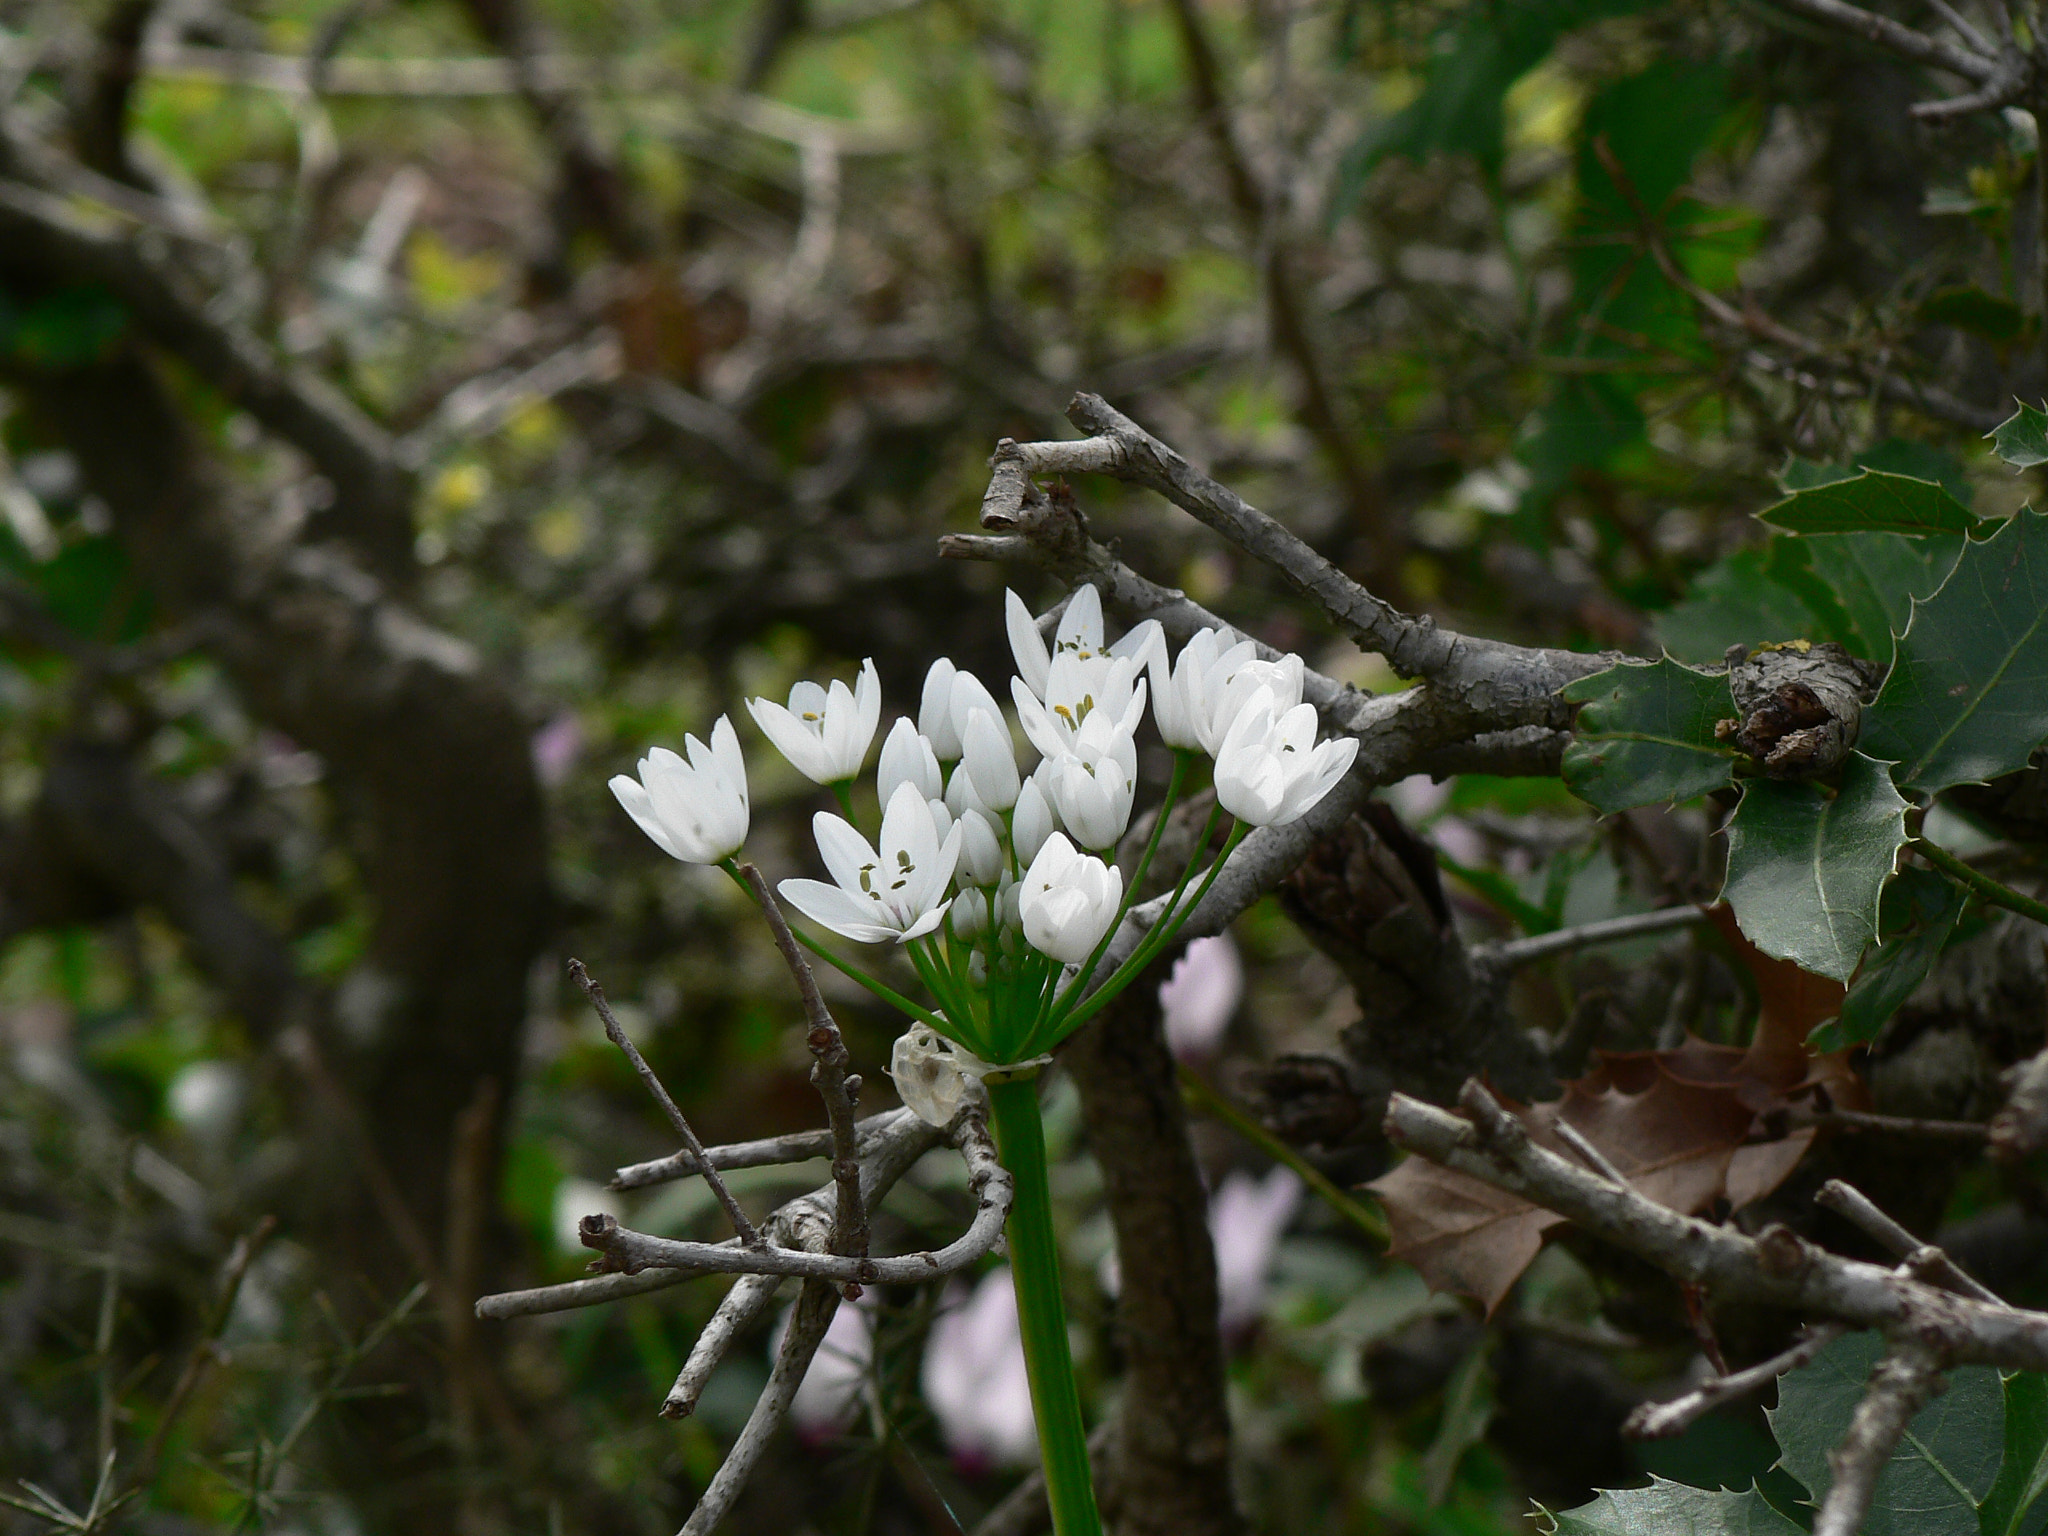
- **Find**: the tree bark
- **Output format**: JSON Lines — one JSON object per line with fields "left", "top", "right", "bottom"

{"left": 1066, "top": 984, "right": 1246, "bottom": 1536}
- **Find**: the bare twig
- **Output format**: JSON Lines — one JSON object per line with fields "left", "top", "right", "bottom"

{"left": 134, "top": 1215, "right": 279, "bottom": 1484}
{"left": 613, "top": 1125, "right": 838, "bottom": 1190}
{"left": 1815, "top": 1179, "right": 2001, "bottom": 1303}
{"left": 663, "top": 1273, "right": 782, "bottom": 1419}
{"left": 1624, "top": 1324, "right": 1847, "bottom": 1440}
{"left": 480, "top": 1108, "right": 940, "bottom": 1320}
{"left": 1554, "top": 1120, "right": 1632, "bottom": 1189}
{"left": 578, "top": 1112, "right": 1009, "bottom": 1285}
{"left": 1381, "top": 1080, "right": 2048, "bottom": 1370}
{"left": 739, "top": 864, "right": 870, "bottom": 1280}
{"left": 1992, "top": 1045, "right": 2048, "bottom": 1160}
{"left": 1813, "top": 1337, "right": 1949, "bottom": 1536}
{"left": 1474, "top": 906, "right": 1707, "bottom": 970}
{"left": 680, "top": 1277, "right": 841, "bottom": 1536}
{"left": 569, "top": 959, "right": 764, "bottom": 1249}
{"left": 1796, "top": 1108, "right": 1990, "bottom": 1142}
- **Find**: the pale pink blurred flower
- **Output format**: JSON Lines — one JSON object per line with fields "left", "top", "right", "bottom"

{"left": 786, "top": 1297, "right": 872, "bottom": 1439}
{"left": 531, "top": 711, "right": 585, "bottom": 787}
{"left": 1212, "top": 1167, "right": 1303, "bottom": 1334}
{"left": 1098, "top": 1164, "right": 1303, "bottom": 1339}
{"left": 922, "top": 1268, "right": 1039, "bottom": 1470}
{"left": 1157, "top": 934, "right": 1243, "bottom": 1059}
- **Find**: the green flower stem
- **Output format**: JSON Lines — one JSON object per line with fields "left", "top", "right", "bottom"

{"left": 1911, "top": 837, "right": 2048, "bottom": 929}
{"left": 831, "top": 781, "right": 860, "bottom": 825}
{"left": 1177, "top": 1065, "right": 1388, "bottom": 1243}
{"left": 985, "top": 1076, "right": 1102, "bottom": 1536}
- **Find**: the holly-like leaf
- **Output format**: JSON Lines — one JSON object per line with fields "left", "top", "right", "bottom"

{"left": 1769, "top": 1331, "right": 2003, "bottom": 1536}
{"left": 1562, "top": 659, "right": 1739, "bottom": 813}
{"left": 1721, "top": 753, "right": 1909, "bottom": 983}
{"left": 1801, "top": 531, "right": 1962, "bottom": 663}
{"left": 1758, "top": 470, "right": 1979, "bottom": 538}
{"left": 1543, "top": 1478, "right": 1804, "bottom": 1535}
{"left": 1982, "top": 1370, "right": 2048, "bottom": 1536}
{"left": 1919, "top": 285, "right": 2029, "bottom": 345}
{"left": 1862, "top": 508, "right": 2048, "bottom": 793}
{"left": 1991, "top": 401, "right": 2048, "bottom": 469}
{"left": 1369, "top": 1042, "right": 1817, "bottom": 1314}
{"left": 1809, "top": 866, "right": 1967, "bottom": 1051}
{"left": 1654, "top": 540, "right": 1843, "bottom": 664}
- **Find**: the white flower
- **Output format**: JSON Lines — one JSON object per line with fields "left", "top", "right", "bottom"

{"left": 877, "top": 717, "right": 943, "bottom": 804}
{"left": 1212, "top": 1168, "right": 1303, "bottom": 1333}
{"left": 747, "top": 658, "right": 882, "bottom": 785}
{"left": 958, "top": 708, "right": 1021, "bottom": 811}
{"left": 1038, "top": 707, "right": 1138, "bottom": 853}
{"left": 1012, "top": 777, "right": 1058, "bottom": 865}
{"left": 609, "top": 715, "right": 751, "bottom": 864}
{"left": 779, "top": 781, "right": 962, "bottom": 944}
{"left": 1012, "top": 652, "right": 1147, "bottom": 761}
{"left": 1158, "top": 934, "right": 1243, "bottom": 1059}
{"left": 919, "top": 658, "right": 1003, "bottom": 761}
{"left": 1019, "top": 833, "right": 1124, "bottom": 965}
{"left": 950, "top": 886, "right": 990, "bottom": 939}
{"left": 923, "top": 1270, "right": 1039, "bottom": 1469}
{"left": 1150, "top": 629, "right": 1308, "bottom": 757}
{"left": 1006, "top": 584, "right": 1164, "bottom": 702}
{"left": 957, "top": 808, "right": 1006, "bottom": 886}
{"left": 889, "top": 1023, "right": 992, "bottom": 1127}
{"left": 1213, "top": 692, "right": 1359, "bottom": 827}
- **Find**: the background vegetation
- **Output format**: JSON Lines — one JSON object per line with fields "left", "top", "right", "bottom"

{"left": 2, "top": 0, "right": 2045, "bottom": 1532}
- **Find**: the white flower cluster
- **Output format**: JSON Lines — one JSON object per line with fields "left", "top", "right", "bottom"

{"left": 606, "top": 584, "right": 1357, "bottom": 1078}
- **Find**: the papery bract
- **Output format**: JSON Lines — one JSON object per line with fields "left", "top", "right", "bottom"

{"left": 609, "top": 715, "right": 751, "bottom": 864}
{"left": 878, "top": 716, "right": 943, "bottom": 804}
{"left": 747, "top": 658, "right": 882, "bottom": 785}
{"left": 1019, "top": 833, "right": 1123, "bottom": 965}
{"left": 889, "top": 1023, "right": 993, "bottom": 1127}
{"left": 779, "top": 781, "right": 962, "bottom": 943}
{"left": 1213, "top": 693, "right": 1358, "bottom": 827}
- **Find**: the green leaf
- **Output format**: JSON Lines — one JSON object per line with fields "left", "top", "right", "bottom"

{"left": 1990, "top": 402, "right": 2048, "bottom": 469}
{"left": 1862, "top": 508, "right": 2048, "bottom": 793}
{"left": 1721, "top": 753, "right": 1910, "bottom": 983}
{"left": 1919, "top": 286, "right": 2028, "bottom": 345}
{"left": 1982, "top": 1372, "right": 2048, "bottom": 1536}
{"left": 1781, "top": 439, "right": 1974, "bottom": 507}
{"left": 1769, "top": 1330, "right": 2003, "bottom": 1536}
{"left": 1810, "top": 865, "right": 1968, "bottom": 1050}
{"left": 1655, "top": 541, "right": 1837, "bottom": 664}
{"left": 1542, "top": 1478, "right": 1804, "bottom": 1535}
{"left": 1562, "top": 658, "right": 1740, "bottom": 814}
{"left": 1759, "top": 470, "right": 1980, "bottom": 538}
{"left": 1802, "top": 532, "right": 1963, "bottom": 664}
{"left": 1346, "top": 0, "right": 1651, "bottom": 181}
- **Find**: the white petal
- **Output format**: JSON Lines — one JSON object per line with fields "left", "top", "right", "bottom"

{"left": 1006, "top": 590, "right": 1051, "bottom": 700}
{"left": 879, "top": 717, "right": 943, "bottom": 803}
{"left": 749, "top": 697, "right": 833, "bottom": 783}
{"left": 961, "top": 708, "right": 1021, "bottom": 811}
{"left": 1056, "top": 583, "right": 1104, "bottom": 659}
{"left": 1013, "top": 778, "right": 1057, "bottom": 864}
{"left": 779, "top": 879, "right": 901, "bottom": 944}
{"left": 854, "top": 658, "right": 882, "bottom": 758}
{"left": 921, "top": 659, "right": 963, "bottom": 758}
{"left": 813, "top": 811, "right": 880, "bottom": 898}
{"left": 610, "top": 774, "right": 682, "bottom": 860}
{"left": 1011, "top": 677, "right": 1067, "bottom": 760}
{"left": 898, "top": 901, "right": 953, "bottom": 943}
